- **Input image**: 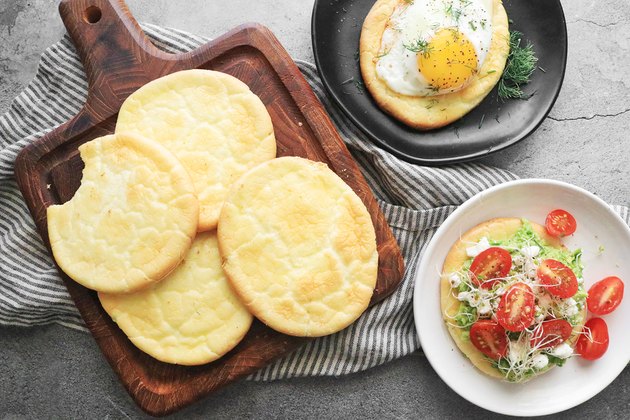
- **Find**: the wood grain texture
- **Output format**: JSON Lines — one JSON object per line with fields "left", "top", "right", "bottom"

{"left": 14, "top": 0, "right": 405, "bottom": 416}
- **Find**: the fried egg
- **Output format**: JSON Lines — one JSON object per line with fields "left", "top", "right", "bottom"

{"left": 376, "top": 0, "right": 494, "bottom": 96}
{"left": 359, "top": 0, "right": 509, "bottom": 129}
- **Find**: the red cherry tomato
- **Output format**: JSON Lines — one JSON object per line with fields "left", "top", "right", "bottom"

{"left": 576, "top": 318, "right": 609, "bottom": 360}
{"left": 470, "top": 247, "right": 512, "bottom": 289}
{"left": 530, "top": 319, "right": 573, "bottom": 349}
{"left": 537, "top": 259, "right": 579, "bottom": 298}
{"left": 545, "top": 209, "right": 577, "bottom": 237}
{"left": 587, "top": 276, "right": 624, "bottom": 315}
{"left": 496, "top": 282, "right": 535, "bottom": 332}
{"left": 470, "top": 320, "right": 508, "bottom": 360}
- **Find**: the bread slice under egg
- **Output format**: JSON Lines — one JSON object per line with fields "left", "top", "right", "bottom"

{"left": 359, "top": 0, "right": 510, "bottom": 130}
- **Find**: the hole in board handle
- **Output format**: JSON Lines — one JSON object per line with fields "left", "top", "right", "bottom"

{"left": 83, "top": 6, "right": 102, "bottom": 24}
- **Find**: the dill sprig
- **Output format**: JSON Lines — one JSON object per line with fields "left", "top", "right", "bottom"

{"left": 403, "top": 38, "right": 433, "bottom": 57}
{"left": 354, "top": 79, "right": 365, "bottom": 94}
{"left": 445, "top": 3, "right": 463, "bottom": 22}
{"left": 498, "top": 31, "right": 538, "bottom": 100}
{"left": 445, "top": 0, "right": 472, "bottom": 22}
{"left": 425, "top": 99, "right": 439, "bottom": 109}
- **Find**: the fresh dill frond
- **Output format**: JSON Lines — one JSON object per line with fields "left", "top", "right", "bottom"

{"left": 448, "top": 27, "right": 461, "bottom": 41}
{"left": 499, "top": 83, "right": 523, "bottom": 99}
{"left": 444, "top": 0, "right": 471, "bottom": 21}
{"left": 403, "top": 38, "right": 433, "bottom": 57}
{"left": 425, "top": 99, "right": 439, "bottom": 109}
{"left": 445, "top": 3, "right": 463, "bottom": 22}
{"left": 498, "top": 31, "right": 538, "bottom": 100}
{"left": 469, "top": 21, "right": 477, "bottom": 31}
{"left": 354, "top": 80, "right": 365, "bottom": 94}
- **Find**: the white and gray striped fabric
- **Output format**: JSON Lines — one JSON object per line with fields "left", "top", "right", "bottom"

{"left": 1, "top": 24, "right": 628, "bottom": 380}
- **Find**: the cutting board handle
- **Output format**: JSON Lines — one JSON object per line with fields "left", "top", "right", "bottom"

{"left": 58, "top": 0, "right": 169, "bottom": 113}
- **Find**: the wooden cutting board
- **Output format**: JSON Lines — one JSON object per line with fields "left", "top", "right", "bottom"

{"left": 14, "top": 0, "right": 405, "bottom": 416}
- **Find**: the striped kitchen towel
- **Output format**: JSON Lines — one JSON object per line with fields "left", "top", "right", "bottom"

{"left": 1, "top": 24, "right": 628, "bottom": 380}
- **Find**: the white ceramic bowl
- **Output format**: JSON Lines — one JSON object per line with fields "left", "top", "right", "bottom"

{"left": 413, "top": 179, "right": 630, "bottom": 416}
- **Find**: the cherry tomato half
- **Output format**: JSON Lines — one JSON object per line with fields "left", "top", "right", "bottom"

{"left": 496, "top": 282, "right": 535, "bottom": 332}
{"left": 545, "top": 209, "right": 577, "bottom": 237}
{"left": 576, "top": 318, "right": 609, "bottom": 360}
{"left": 587, "top": 276, "right": 624, "bottom": 315}
{"left": 530, "top": 319, "right": 573, "bottom": 349}
{"left": 470, "top": 247, "right": 512, "bottom": 289}
{"left": 470, "top": 320, "right": 508, "bottom": 360}
{"left": 537, "top": 259, "right": 579, "bottom": 298}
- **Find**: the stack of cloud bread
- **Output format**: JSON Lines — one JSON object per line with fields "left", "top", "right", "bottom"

{"left": 47, "top": 69, "right": 379, "bottom": 365}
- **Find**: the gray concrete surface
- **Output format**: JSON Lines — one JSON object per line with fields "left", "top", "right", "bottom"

{"left": 1, "top": 0, "right": 629, "bottom": 418}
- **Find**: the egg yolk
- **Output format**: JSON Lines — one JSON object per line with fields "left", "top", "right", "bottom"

{"left": 417, "top": 28, "right": 478, "bottom": 92}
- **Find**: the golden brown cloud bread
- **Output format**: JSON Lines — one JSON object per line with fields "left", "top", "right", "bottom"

{"left": 217, "top": 156, "right": 378, "bottom": 337}
{"left": 359, "top": 0, "right": 509, "bottom": 130}
{"left": 47, "top": 133, "right": 198, "bottom": 294}
{"left": 116, "top": 69, "right": 276, "bottom": 232}
{"left": 99, "top": 231, "right": 253, "bottom": 365}
{"left": 440, "top": 218, "right": 586, "bottom": 379}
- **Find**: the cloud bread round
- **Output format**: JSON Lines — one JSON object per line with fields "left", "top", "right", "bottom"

{"left": 217, "top": 156, "right": 379, "bottom": 337}
{"left": 115, "top": 69, "right": 276, "bottom": 232}
{"left": 47, "top": 133, "right": 198, "bottom": 294}
{"left": 99, "top": 231, "right": 253, "bottom": 365}
{"left": 440, "top": 218, "right": 586, "bottom": 379}
{"left": 359, "top": 0, "right": 509, "bottom": 130}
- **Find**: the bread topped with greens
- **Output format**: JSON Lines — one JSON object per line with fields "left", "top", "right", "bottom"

{"left": 441, "top": 218, "right": 587, "bottom": 382}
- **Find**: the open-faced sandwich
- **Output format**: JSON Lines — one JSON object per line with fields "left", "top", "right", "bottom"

{"left": 360, "top": 0, "right": 511, "bottom": 129}
{"left": 441, "top": 217, "right": 588, "bottom": 382}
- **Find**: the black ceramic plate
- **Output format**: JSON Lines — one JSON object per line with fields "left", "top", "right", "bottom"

{"left": 311, "top": 0, "right": 567, "bottom": 165}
